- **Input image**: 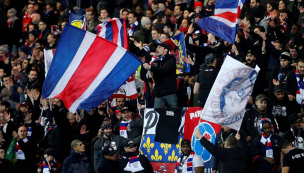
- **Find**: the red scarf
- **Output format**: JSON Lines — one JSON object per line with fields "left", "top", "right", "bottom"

{"left": 7, "top": 16, "right": 17, "bottom": 27}
{"left": 22, "top": 12, "right": 34, "bottom": 31}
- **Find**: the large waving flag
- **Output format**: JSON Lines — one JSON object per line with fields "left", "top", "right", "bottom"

{"left": 196, "top": 0, "right": 245, "bottom": 43}
{"left": 42, "top": 24, "right": 142, "bottom": 112}
{"left": 69, "top": 12, "right": 86, "bottom": 30}
{"left": 96, "top": 18, "right": 129, "bottom": 50}
{"left": 200, "top": 56, "right": 260, "bottom": 130}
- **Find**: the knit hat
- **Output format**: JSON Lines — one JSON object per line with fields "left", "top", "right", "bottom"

{"left": 101, "top": 121, "right": 112, "bottom": 130}
{"left": 246, "top": 49, "right": 256, "bottom": 56}
{"left": 273, "top": 85, "right": 284, "bottom": 93}
{"left": 250, "top": 8, "right": 264, "bottom": 19}
{"left": 280, "top": 52, "right": 291, "bottom": 61}
{"left": 102, "top": 145, "right": 116, "bottom": 156}
{"left": 141, "top": 17, "right": 151, "bottom": 27}
{"left": 44, "top": 148, "right": 55, "bottom": 156}
{"left": 18, "top": 46, "right": 29, "bottom": 55}
{"left": 194, "top": 1, "right": 203, "bottom": 9}
{"left": 0, "top": 45, "right": 9, "bottom": 53}
{"left": 20, "top": 102, "right": 32, "bottom": 109}
{"left": 181, "top": 139, "right": 191, "bottom": 146}
{"left": 289, "top": 113, "right": 299, "bottom": 125}
{"left": 29, "top": 30, "right": 38, "bottom": 38}
{"left": 8, "top": 8, "right": 17, "bottom": 16}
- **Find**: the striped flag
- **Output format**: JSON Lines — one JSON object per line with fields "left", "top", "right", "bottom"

{"left": 96, "top": 18, "right": 129, "bottom": 50}
{"left": 42, "top": 24, "right": 142, "bottom": 112}
{"left": 69, "top": 12, "right": 86, "bottom": 30}
{"left": 196, "top": 0, "right": 245, "bottom": 43}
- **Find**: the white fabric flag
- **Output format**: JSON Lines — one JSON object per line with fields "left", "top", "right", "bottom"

{"left": 201, "top": 56, "right": 260, "bottom": 130}
{"left": 44, "top": 49, "right": 56, "bottom": 77}
{"left": 109, "top": 74, "right": 138, "bottom": 99}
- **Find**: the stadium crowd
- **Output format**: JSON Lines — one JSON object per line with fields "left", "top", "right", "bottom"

{"left": 1, "top": 0, "right": 304, "bottom": 172}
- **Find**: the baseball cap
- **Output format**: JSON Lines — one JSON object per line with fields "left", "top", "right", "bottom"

{"left": 246, "top": 49, "right": 256, "bottom": 56}
{"left": 280, "top": 52, "right": 291, "bottom": 61}
{"left": 101, "top": 121, "right": 112, "bottom": 130}
{"left": 124, "top": 140, "right": 137, "bottom": 148}
{"left": 158, "top": 43, "right": 170, "bottom": 50}
{"left": 121, "top": 106, "right": 131, "bottom": 113}
{"left": 273, "top": 85, "right": 284, "bottom": 93}
{"left": 20, "top": 102, "right": 32, "bottom": 109}
{"left": 180, "top": 139, "right": 191, "bottom": 146}
{"left": 255, "top": 94, "right": 268, "bottom": 101}
{"left": 102, "top": 146, "right": 116, "bottom": 156}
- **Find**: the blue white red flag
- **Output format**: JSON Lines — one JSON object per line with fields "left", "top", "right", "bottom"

{"left": 69, "top": 12, "right": 86, "bottom": 30}
{"left": 96, "top": 18, "right": 129, "bottom": 50}
{"left": 196, "top": 0, "right": 245, "bottom": 43}
{"left": 42, "top": 24, "right": 142, "bottom": 112}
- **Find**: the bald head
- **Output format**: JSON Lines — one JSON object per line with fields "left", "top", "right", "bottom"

{"left": 32, "top": 13, "right": 41, "bottom": 24}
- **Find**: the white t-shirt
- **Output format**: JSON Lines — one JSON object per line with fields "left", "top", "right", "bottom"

{"left": 180, "top": 154, "right": 204, "bottom": 173}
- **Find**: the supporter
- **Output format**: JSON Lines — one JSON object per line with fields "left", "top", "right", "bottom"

{"left": 251, "top": 118, "right": 281, "bottom": 173}
{"left": 85, "top": 8, "right": 98, "bottom": 32}
{"left": 134, "top": 16, "right": 152, "bottom": 44}
{"left": 7, "top": 8, "right": 22, "bottom": 51}
{"left": 175, "top": 139, "right": 204, "bottom": 173}
{"left": 269, "top": 52, "right": 293, "bottom": 94}
{"left": 194, "top": 53, "right": 219, "bottom": 108}
{"left": 143, "top": 43, "right": 177, "bottom": 108}
{"left": 285, "top": 59, "right": 304, "bottom": 104}
{"left": 172, "top": 4, "right": 183, "bottom": 29}
{"left": 282, "top": 113, "right": 304, "bottom": 149}
{"left": 43, "top": 3, "right": 59, "bottom": 26}
{"left": 241, "top": 94, "right": 279, "bottom": 144}
{"left": 37, "top": 148, "right": 62, "bottom": 173}
{"left": 23, "top": 109, "right": 44, "bottom": 144}
{"left": 281, "top": 140, "right": 304, "bottom": 173}
{"left": 0, "top": 146, "right": 13, "bottom": 173}
{"left": 101, "top": 145, "right": 120, "bottom": 173}
{"left": 32, "top": 13, "right": 41, "bottom": 25}
{"left": 213, "top": 126, "right": 237, "bottom": 172}
{"left": 163, "top": 23, "right": 174, "bottom": 37}
{"left": 62, "top": 140, "right": 90, "bottom": 173}
{"left": 38, "top": 20, "right": 51, "bottom": 41}
{"left": 22, "top": 3, "right": 35, "bottom": 32}
{"left": 94, "top": 121, "right": 129, "bottom": 172}
{"left": 194, "top": 129, "right": 246, "bottom": 173}
{"left": 0, "top": 111, "right": 16, "bottom": 149}
{"left": 45, "top": 33, "right": 57, "bottom": 49}
{"left": 13, "top": 126, "right": 36, "bottom": 172}
{"left": 269, "top": 85, "right": 300, "bottom": 136}
{"left": 99, "top": 7, "right": 111, "bottom": 23}
{"left": 115, "top": 106, "right": 143, "bottom": 145}
{"left": 126, "top": 12, "right": 139, "bottom": 37}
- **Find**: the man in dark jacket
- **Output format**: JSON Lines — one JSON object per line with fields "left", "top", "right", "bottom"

{"left": 194, "top": 129, "right": 246, "bottom": 173}
{"left": 213, "top": 126, "right": 237, "bottom": 172}
{"left": 115, "top": 106, "right": 143, "bottom": 145}
{"left": 62, "top": 140, "right": 90, "bottom": 173}
{"left": 240, "top": 94, "right": 279, "bottom": 144}
{"left": 143, "top": 43, "right": 177, "bottom": 108}
{"left": 0, "top": 146, "right": 13, "bottom": 173}
{"left": 194, "top": 53, "right": 219, "bottom": 108}
{"left": 251, "top": 118, "right": 281, "bottom": 173}
{"left": 285, "top": 58, "right": 304, "bottom": 104}
{"left": 269, "top": 85, "right": 300, "bottom": 136}
{"left": 94, "top": 121, "right": 129, "bottom": 173}
{"left": 118, "top": 140, "right": 153, "bottom": 173}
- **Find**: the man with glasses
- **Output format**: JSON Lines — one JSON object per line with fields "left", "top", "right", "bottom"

{"left": 45, "top": 33, "right": 57, "bottom": 49}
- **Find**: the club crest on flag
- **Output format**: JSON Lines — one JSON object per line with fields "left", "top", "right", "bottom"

{"left": 71, "top": 20, "right": 85, "bottom": 29}
{"left": 191, "top": 122, "right": 216, "bottom": 162}
{"left": 212, "top": 68, "right": 258, "bottom": 125}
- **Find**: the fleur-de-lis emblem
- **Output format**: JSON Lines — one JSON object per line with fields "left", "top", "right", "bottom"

{"left": 168, "top": 149, "right": 178, "bottom": 161}
{"left": 160, "top": 143, "right": 171, "bottom": 155}
{"left": 151, "top": 149, "right": 162, "bottom": 161}
{"left": 143, "top": 137, "right": 154, "bottom": 154}
{"left": 176, "top": 137, "right": 183, "bottom": 155}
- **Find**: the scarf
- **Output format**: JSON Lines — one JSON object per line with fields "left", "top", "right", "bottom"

{"left": 7, "top": 16, "right": 17, "bottom": 27}
{"left": 260, "top": 118, "right": 273, "bottom": 158}
{"left": 16, "top": 138, "right": 28, "bottom": 160}
{"left": 22, "top": 12, "right": 34, "bottom": 31}
{"left": 128, "top": 21, "right": 139, "bottom": 36}
{"left": 174, "top": 151, "right": 195, "bottom": 173}
{"left": 27, "top": 126, "right": 32, "bottom": 140}
{"left": 280, "top": 22, "right": 288, "bottom": 32}
{"left": 41, "top": 159, "right": 61, "bottom": 173}
{"left": 25, "top": 38, "right": 37, "bottom": 48}
{"left": 120, "top": 119, "right": 132, "bottom": 138}
{"left": 123, "top": 154, "right": 144, "bottom": 172}
{"left": 295, "top": 69, "right": 304, "bottom": 104}
{"left": 290, "top": 128, "right": 301, "bottom": 147}
{"left": 115, "top": 107, "right": 121, "bottom": 116}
